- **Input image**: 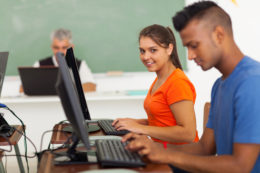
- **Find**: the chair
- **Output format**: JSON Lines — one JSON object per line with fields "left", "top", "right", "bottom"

{"left": 203, "top": 102, "right": 211, "bottom": 130}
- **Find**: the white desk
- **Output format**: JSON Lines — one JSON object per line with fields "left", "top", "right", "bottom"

{"left": 1, "top": 92, "right": 146, "bottom": 151}
{"left": 1, "top": 72, "right": 154, "bottom": 154}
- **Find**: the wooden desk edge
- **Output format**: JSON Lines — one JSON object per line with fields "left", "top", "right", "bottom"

{"left": 38, "top": 151, "right": 172, "bottom": 173}
{"left": 0, "top": 125, "right": 25, "bottom": 146}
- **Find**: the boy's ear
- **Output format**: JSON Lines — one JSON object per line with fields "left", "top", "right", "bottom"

{"left": 213, "top": 25, "right": 225, "bottom": 45}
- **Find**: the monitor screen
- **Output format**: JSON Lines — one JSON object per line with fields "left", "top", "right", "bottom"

{"left": 65, "top": 48, "right": 91, "bottom": 120}
{"left": 0, "top": 52, "right": 9, "bottom": 97}
{"left": 55, "top": 52, "right": 91, "bottom": 150}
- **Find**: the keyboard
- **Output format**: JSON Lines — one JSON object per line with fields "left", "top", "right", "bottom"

{"left": 95, "top": 139, "right": 146, "bottom": 167}
{"left": 98, "top": 119, "right": 129, "bottom": 135}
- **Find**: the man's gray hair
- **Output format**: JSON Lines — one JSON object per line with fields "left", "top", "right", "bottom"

{"left": 50, "top": 28, "right": 73, "bottom": 43}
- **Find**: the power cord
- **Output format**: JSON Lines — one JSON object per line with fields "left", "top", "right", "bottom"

{"left": 37, "top": 129, "right": 72, "bottom": 167}
{"left": 49, "top": 134, "right": 74, "bottom": 156}
{"left": 57, "top": 119, "right": 69, "bottom": 125}
{"left": 0, "top": 103, "right": 30, "bottom": 173}
{"left": 4, "top": 127, "right": 38, "bottom": 158}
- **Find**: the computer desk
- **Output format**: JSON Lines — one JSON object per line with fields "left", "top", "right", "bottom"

{"left": 38, "top": 123, "right": 172, "bottom": 173}
{"left": 1, "top": 72, "right": 154, "bottom": 154}
{"left": 1, "top": 91, "right": 147, "bottom": 157}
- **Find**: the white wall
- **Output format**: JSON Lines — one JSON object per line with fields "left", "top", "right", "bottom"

{"left": 184, "top": 0, "right": 260, "bottom": 137}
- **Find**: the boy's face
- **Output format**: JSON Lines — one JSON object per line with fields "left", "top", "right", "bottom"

{"left": 180, "top": 19, "right": 222, "bottom": 71}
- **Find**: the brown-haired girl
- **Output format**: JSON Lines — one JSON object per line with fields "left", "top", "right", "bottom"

{"left": 113, "top": 24, "right": 199, "bottom": 145}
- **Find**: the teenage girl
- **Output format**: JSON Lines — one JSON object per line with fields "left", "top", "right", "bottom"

{"left": 112, "top": 24, "right": 199, "bottom": 145}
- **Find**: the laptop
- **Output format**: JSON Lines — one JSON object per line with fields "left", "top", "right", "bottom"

{"left": 0, "top": 52, "right": 9, "bottom": 97}
{"left": 0, "top": 52, "right": 15, "bottom": 137}
{"left": 18, "top": 66, "right": 58, "bottom": 95}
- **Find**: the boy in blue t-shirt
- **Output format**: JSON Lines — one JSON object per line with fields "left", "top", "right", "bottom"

{"left": 122, "top": 1, "right": 260, "bottom": 173}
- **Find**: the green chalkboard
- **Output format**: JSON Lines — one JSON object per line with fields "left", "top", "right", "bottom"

{"left": 0, "top": 0, "right": 186, "bottom": 75}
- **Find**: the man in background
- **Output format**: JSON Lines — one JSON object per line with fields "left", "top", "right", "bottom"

{"left": 33, "top": 28, "right": 96, "bottom": 92}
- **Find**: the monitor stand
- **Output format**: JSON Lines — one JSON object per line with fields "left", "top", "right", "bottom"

{"left": 53, "top": 134, "right": 97, "bottom": 165}
{"left": 62, "top": 122, "right": 100, "bottom": 133}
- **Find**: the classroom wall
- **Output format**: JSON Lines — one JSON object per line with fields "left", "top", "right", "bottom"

{"left": 0, "top": 0, "right": 186, "bottom": 75}
{"left": 184, "top": 0, "right": 260, "bottom": 136}
{"left": 2, "top": 0, "right": 260, "bottom": 137}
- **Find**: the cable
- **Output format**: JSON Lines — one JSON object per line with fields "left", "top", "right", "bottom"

{"left": 50, "top": 135, "right": 74, "bottom": 155}
{"left": 40, "top": 129, "right": 70, "bottom": 152}
{"left": 37, "top": 129, "right": 72, "bottom": 167}
{"left": 57, "top": 120, "right": 69, "bottom": 125}
{"left": 2, "top": 153, "right": 37, "bottom": 159}
{"left": 0, "top": 103, "right": 6, "bottom": 108}
{"left": 0, "top": 104, "right": 29, "bottom": 173}
{"left": 40, "top": 130, "right": 54, "bottom": 152}
{"left": 13, "top": 127, "right": 37, "bottom": 158}
{"left": 49, "top": 130, "right": 71, "bottom": 150}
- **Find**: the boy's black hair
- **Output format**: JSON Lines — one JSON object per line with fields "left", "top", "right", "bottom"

{"left": 172, "top": 1, "right": 219, "bottom": 31}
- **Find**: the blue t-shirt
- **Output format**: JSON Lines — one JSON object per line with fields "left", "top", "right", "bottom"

{"left": 207, "top": 56, "right": 260, "bottom": 173}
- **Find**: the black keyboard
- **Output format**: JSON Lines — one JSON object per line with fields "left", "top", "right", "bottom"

{"left": 95, "top": 139, "right": 146, "bottom": 167}
{"left": 98, "top": 120, "right": 129, "bottom": 135}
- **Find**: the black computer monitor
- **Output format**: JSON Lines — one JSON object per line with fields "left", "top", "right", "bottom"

{"left": 56, "top": 53, "right": 91, "bottom": 150}
{"left": 0, "top": 52, "right": 9, "bottom": 97}
{"left": 55, "top": 53, "right": 94, "bottom": 164}
{"left": 63, "top": 48, "right": 99, "bottom": 132}
{"left": 65, "top": 48, "right": 91, "bottom": 120}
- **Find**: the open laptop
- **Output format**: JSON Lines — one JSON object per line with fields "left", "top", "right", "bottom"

{"left": 55, "top": 52, "right": 145, "bottom": 167}
{"left": 18, "top": 66, "right": 58, "bottom": 95}
{"left": 0, "top": 52, "right": 9, "bottom": 97}
{"left": 0, "top": 52, "right": 15, "bottom": 137}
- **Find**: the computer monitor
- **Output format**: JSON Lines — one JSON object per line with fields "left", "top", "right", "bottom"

{"left": 0, "top": 52, "right": 9, "bottom": 97}
{"left": 55, "top": 53, "right": 94, "bottom": 164}
{"left": 65, "top": 47, "right": 91, "bottom": 120}
{"left": 63, "top": 48, "right": 99, "bottom": 132}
